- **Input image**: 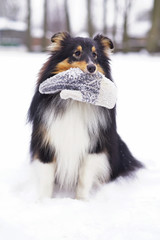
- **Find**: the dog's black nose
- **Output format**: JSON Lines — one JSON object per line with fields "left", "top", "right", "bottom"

{"left": 87, "top": 64, "right": 96, "bottom": 73}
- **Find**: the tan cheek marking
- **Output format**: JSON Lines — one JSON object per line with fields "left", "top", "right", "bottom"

{"left": 53, "top": 59, "right": 88, "bottom": 74}
{"left": 53, "top": 59, "right": 105, "bottom": 75}
{"left": 52, "top": 59, "right": 70, "bottom": 74}
{"left": 71, "top": 61, "right": 87, "bottom": 72}
{"left": 97, "top": 64, "right": 105, "bottom": 75}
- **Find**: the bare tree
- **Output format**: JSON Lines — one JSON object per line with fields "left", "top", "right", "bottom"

{"left": 122, "top": 0, "right": 132, "bottom": 52}
{"left": 87, "top": 0, "right": 94, "bottom": 37}
{"left": 147, "top": 0, "right": 160, "bottom": 52}
{"left": 64, "top": 0, "right": 71, "bottom": 33}
{"left": 42, "top": 0, "right": 48, "bottom": 51}
{"left": 103, "top": 0, "right": 108, "bottom": 35}
{"left": 0, "top": 0, "right": 7, "bottom": 17}
{"left": 26, "top": 0, "right": 32, "bottom": 52}
{"left": 112, "top": 0, "right": 118, "bottom": 44}
{"left": 47, "top": 0, "right": 67, "bottom": 34}
{"left": 0, "top": 0, "right": 19, "bottom": 20}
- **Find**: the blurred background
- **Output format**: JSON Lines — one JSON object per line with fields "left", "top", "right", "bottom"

{"left": 0, "top": 3, "right": 160, "bottom": 238}
{"left": 0, "top": 0, "right": 160, "bottom": 53}
{"left": 0, "top": 0, "right": 160, "bottom": 169}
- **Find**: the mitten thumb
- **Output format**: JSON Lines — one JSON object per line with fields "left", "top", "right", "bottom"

{"left": 60, "top": 90, "right": 83, "bottom": 102}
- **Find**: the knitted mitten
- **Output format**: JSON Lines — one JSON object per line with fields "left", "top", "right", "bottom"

{"left": 39, "top": 68, "right": 117, "bottom": 109}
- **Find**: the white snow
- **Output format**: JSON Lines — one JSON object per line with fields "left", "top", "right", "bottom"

{"left": 0, "top": 50, "right": 160, "bottom": 240}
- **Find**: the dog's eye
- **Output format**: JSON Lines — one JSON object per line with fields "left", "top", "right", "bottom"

{"left": 92, "top": 52, "right": 97, "bottom": 59}
{"left": 74, "top": 51, "right": 81, "bottom": 57}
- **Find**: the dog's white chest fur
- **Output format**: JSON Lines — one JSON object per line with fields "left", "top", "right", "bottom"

{"left": 44, "top": 101, "right": 104, "bottom": 188}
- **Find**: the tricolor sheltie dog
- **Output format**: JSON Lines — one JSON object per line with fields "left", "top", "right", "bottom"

{"left": 28, "top": 32, "right": 143, "bottom": 200}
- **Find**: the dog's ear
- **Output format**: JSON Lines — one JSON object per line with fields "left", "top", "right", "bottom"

{"left": 94, "top": 34, "right": 114, "bottom": 56}
{"left": 50, "top": 32, "right": 70, "bottom": 51}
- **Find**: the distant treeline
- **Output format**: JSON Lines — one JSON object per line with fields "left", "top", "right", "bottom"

{"left": 0, "top": 0, "right": 160, "bottom": 52}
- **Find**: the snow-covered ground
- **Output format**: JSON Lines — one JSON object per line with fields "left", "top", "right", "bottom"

{"left": 0, "top": 49, "right": 160, "bottom": 240}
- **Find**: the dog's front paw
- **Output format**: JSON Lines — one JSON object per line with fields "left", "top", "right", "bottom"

{"left": 75, "top": 187, "right": 90, "bottom": 201}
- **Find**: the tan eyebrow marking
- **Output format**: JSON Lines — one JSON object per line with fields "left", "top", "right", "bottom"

{"left": 92, "top": 46, "right": 96, "bottom": 52}
{"left": 76, "top": 45, "right": 82, "bottom": 52}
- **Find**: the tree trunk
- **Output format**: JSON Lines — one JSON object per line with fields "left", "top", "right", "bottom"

{"left": 42, "top": 0, "right": 48, "bottom": 51}
{"left": 147, "top": 0, "right": 160, "bottom": 52}
{"left": 64, "top": 0, "right": 71, "bottom": 33}
{"left": 122, "top": 0, "right": 132, "bottom": 52}
{"left": 103, "top": 0, "right": 107, "bottom": 35}
{"left": 123, "top": 13, "right": 128, "bottom": 52}
{"left": 112, "top": 0, "right": 118, "bottom": 44}
{"left": 87, "top": 0, "right": 94, "bottom": 37}
{"left": 26, "top": 0, "right": 32, "bottom": 51}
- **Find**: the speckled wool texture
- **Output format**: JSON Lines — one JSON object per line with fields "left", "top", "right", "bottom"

{"left": 39, "top": 68, "right": 117, "bottom": 109}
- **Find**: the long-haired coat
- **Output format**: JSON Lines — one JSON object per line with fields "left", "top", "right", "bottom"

{"left": 28, "top": 32, "right": 143, "bottom": 199}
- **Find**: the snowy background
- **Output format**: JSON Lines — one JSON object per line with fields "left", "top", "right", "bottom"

{"left": 0, "top": 49, "right": 160, "bottom": 239}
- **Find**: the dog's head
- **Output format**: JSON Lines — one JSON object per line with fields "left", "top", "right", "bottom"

{"left": 49, "top": 32, "right": 114, "bottom": 77}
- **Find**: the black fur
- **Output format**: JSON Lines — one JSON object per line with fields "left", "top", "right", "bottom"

{"left": 28, "top": 32, "right": 143, "bottom": 180}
